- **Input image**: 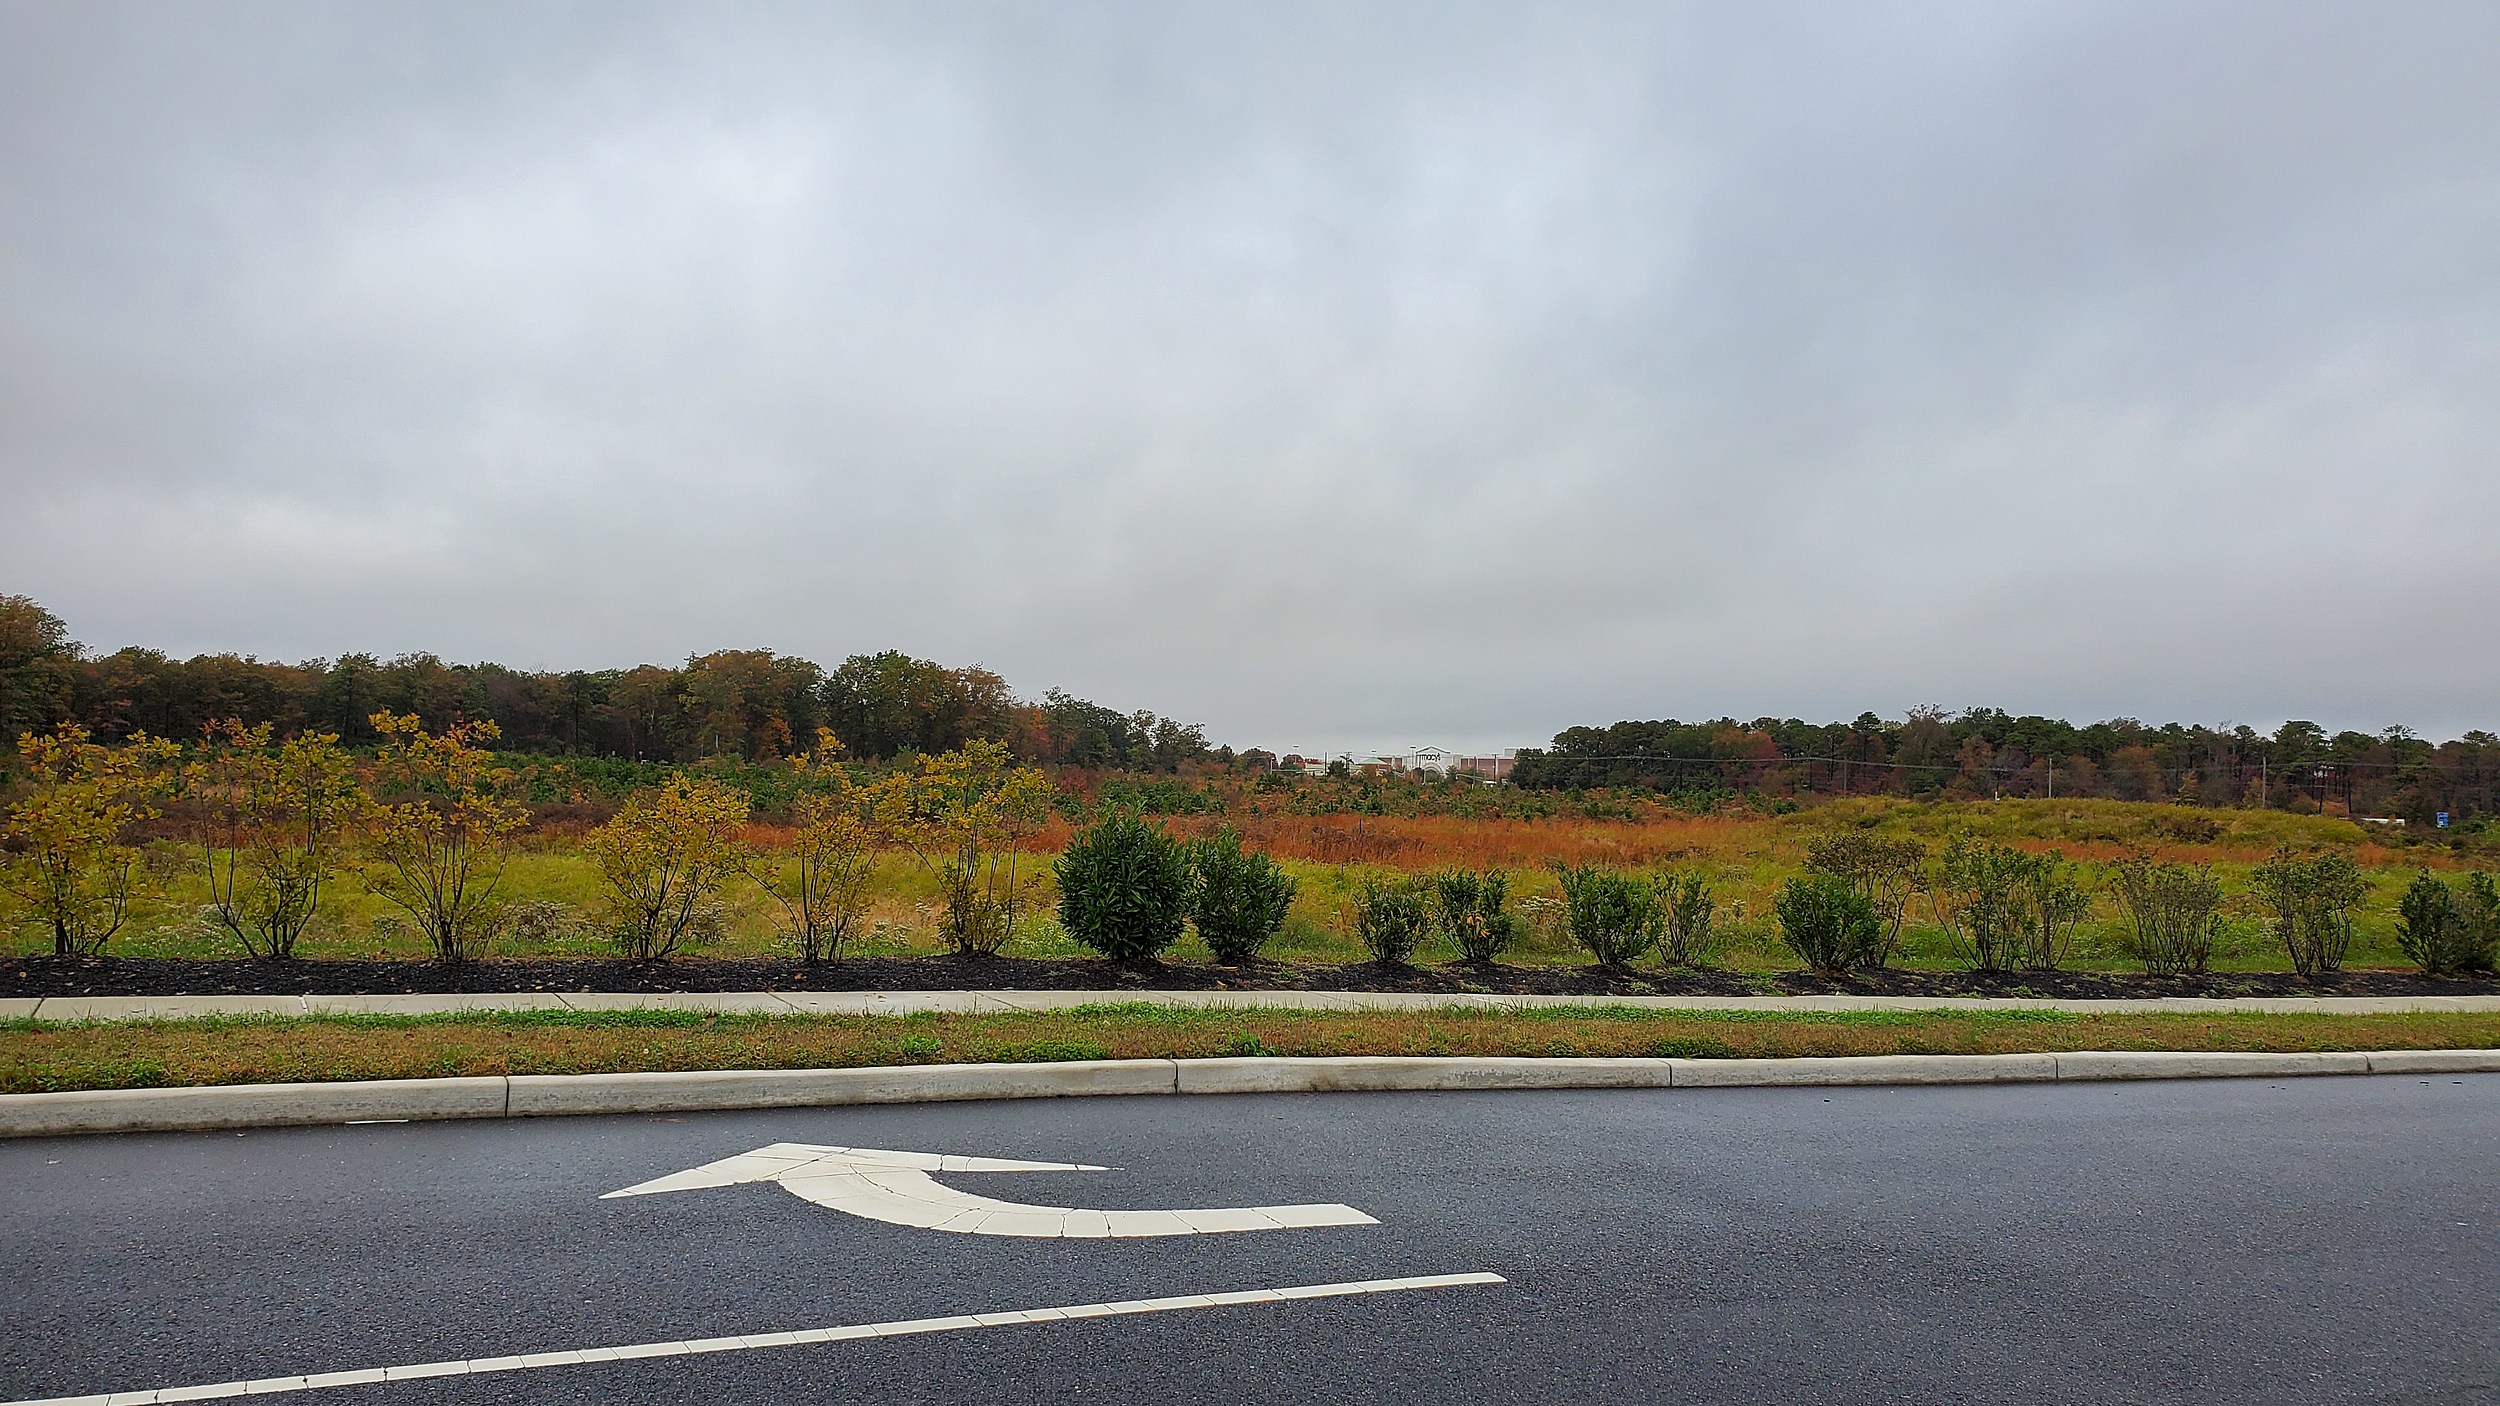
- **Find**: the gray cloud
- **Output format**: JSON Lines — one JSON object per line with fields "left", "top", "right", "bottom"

{"left": 5, "top": 0, "right": 2496, "bottom": 752}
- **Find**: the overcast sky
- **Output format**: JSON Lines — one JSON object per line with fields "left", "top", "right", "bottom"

{"left": 4, "top": 2, "right": 2496, "bottom": 753}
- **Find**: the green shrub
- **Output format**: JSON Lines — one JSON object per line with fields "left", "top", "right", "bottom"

{"left": 1928, "top": 837, "right": 2035, "bottom": 974}
{"left": 2396, "top": 871, "right": 2500, "bottom": 975}
{"left": 1803, "top": 832, "right": 1923, "bottom": 966}
{"left": 1554, "top": 863, "right": 1658, "bottom": 966}
{"left": 1190, "top": 825, "right": 1297, "bottom": 964}
{"left": 2015, "top": 850, "right": 2090, "bottom": 970}
{"left": 1431, "top": 869, "right": 1519, "bottom": 964}
{"left": 2454, "top": 872, "right": 2498, "bottom": 973}
{"left": 1774, "top": 873, "right": 1886, "bottom": 974}
{"left": 2251, "top": 845, "right": 2369, "bottom": 977}
{"left": 1054, "top": 810, "right": 1194, "bottom": 962}
{"left": 1353, "top": 875, "right": 1432, "bottom": 966}
{"left": 589, "top": 777, "right": 751, "bottom": 961}
{"left": 1657, "top": 870, "right": 1718, "bottom": 967}
{"left": 2106, "top": 850, "right": 2225, "bottom": 976}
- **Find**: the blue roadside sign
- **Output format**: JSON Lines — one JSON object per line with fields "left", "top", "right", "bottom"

{"left": 2436, "top": 812, "right": 2450, "bottom": 828}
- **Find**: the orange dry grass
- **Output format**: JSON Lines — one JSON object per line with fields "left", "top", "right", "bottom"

{"left": 734, "top": 819, "right": 1082, "bottom": 850}
{"left": 1187, "top": 813, "right": 1776, "bottom": 871}
{"left": 744, "top": 813, "right": 1778, "bottom": 871}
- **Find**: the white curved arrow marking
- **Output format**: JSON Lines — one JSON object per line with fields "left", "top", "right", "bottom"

{"left": 602, "top": 1142, "right": 1378, "bottom": 1238}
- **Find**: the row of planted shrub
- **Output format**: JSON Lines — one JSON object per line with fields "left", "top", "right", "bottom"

{"left": 1048, "top": 814, "right": 2500, "bottom": 980}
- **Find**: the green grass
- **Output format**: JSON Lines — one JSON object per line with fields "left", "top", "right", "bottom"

{"left": 5, "top": 1004, "right": 2496, "bottom": 1094}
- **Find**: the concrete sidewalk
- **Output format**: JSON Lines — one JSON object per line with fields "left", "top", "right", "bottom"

{"left": 9, "top": 988, "right": 2500, "bottom": 1022}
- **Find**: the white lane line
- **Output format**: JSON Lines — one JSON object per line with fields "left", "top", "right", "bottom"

{"left": 7, "top": 1272, "right": 1506, "bottom": 1405}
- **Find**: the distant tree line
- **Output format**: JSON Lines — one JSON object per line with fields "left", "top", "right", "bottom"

{"left": 0, "top": 596, "right": 1212, "bottom": 771}
{"left": 1512, "top": 708, "right": 2500, "bottom": 824}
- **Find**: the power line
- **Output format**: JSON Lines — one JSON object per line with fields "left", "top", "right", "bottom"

{"left": 1521, "top": 752, "right": 2472, "bottom": 776}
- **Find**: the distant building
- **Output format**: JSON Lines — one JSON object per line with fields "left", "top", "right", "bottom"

{"left": 1277, "top": 746, "right": 1516, "bottom": 781}
{"left": 1369, "top": 745, "right": 1516, "bottom": 781}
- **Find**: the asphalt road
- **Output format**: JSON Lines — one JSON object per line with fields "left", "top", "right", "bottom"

{"left": 4, "top": 1076, "right": 2496, "bottom": 1404}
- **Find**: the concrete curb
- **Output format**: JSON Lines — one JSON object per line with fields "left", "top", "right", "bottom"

{"left": 0, "top": 1077, "right": 510, "bottom": 1139}
{"left": 6, "top": 1048, "right": 2497, "bottom": 1138}
{"left": 14, "top": 988, "right": 2500, "bottom": 1022}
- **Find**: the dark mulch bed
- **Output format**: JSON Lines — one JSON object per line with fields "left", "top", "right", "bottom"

{"left": 6, "top": 956, "right": 2495, "bottom": 1002}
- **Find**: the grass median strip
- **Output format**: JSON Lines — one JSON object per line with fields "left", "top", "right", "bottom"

{"left": 6, "top": 1004, "right": 2500, "bottom": 1094}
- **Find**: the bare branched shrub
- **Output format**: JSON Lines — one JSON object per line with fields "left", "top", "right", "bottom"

{"left": 589, "top": 775, "right": 750, "bottom": 960}
{"left": 751, "top": 735, "right": 876, "bottom": 963}
{"left": 1927, "top": 837, "right": 2086, "bottom": 975}
{"left": 2, "top": 726, "right": 179, "bottom": 955}
{"left": 190, "top": 721, "right": 363, "bottom": 959}
{"left": 2107, "top": 849, "right": 2225, "bottom": 976}
{"left": 363, "top": 714, "right": 528, "bottom": 965}
{"left": 875, "top": 742, "right": 1051, "bottom": 958}
{"left": 2251, "top": 845, "right": 2368, "bottom": 977}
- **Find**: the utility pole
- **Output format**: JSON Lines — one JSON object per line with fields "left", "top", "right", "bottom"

{"left": 2047, "top": 760, "right": 2054, "bottom": 799}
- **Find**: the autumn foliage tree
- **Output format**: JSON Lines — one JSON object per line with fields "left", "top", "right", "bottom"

{"left": 2, "top": 724, "right": 179, "bottom": 954}
{"left": 874, "top": 740, "right": 1052, "bottom": 957}
{"left": 589, "top": 774, "right": 751, "bottom": 960}
{"left": 362, "top": 713, "right": 528, "bottom": 963}
{"left": 0, "top": 595, "right": 79, "bottom": 756}
{"left": 190, "top": 720, "right": 364, "bottom": 959}
{"left": 750, "top": 732, "right": 877, "bottom": 963}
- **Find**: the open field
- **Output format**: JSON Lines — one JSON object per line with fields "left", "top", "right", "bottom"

{"left": 16, "top": 797, "right": 2490, "bottom": 976}
{"left": 8, "top": 1004, "right": 2500, "bottom": 1094}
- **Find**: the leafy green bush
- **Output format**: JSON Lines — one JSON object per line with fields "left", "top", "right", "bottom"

{"left": 1774, "top": 873, "right": 1886, "bottom": 974}
{"left": 1190, "top": 825, "right": 1296, "bottom": 964}
{"left": 2396, "top": 871, "right": 2500, "bottom": 975}
{"left": 2107, "top": 850, "right": 2225, "bottom": 976}
{"left": 1054, "top": 810, "right": 1194, "bottom": 962}
{"left": 589, "top": 776, "right": 751, "bottom": 960}
{"left": 2250, "top": 845, "right": 2369, "bottom": 977}
{"left": 2015, "top": 850, "right": 2090, "bottom": 970}
{"left": 1657, "top": 870, "right": 1718, "bottom": 967}
{"left": 1431, "top": 869, "right": 1519, "bottom": 964}
{"left": 1928, "top": 837, "right": 2036, "bottom": 974}
{"left": 1554, "top": 863, "right": 1658, "bottom": 966}
{"left": 1353, "top": 875, "right": 1432, "bottom": 966}
{"left": 1803, "top": 831, "right": 1923, "bottom": 966}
